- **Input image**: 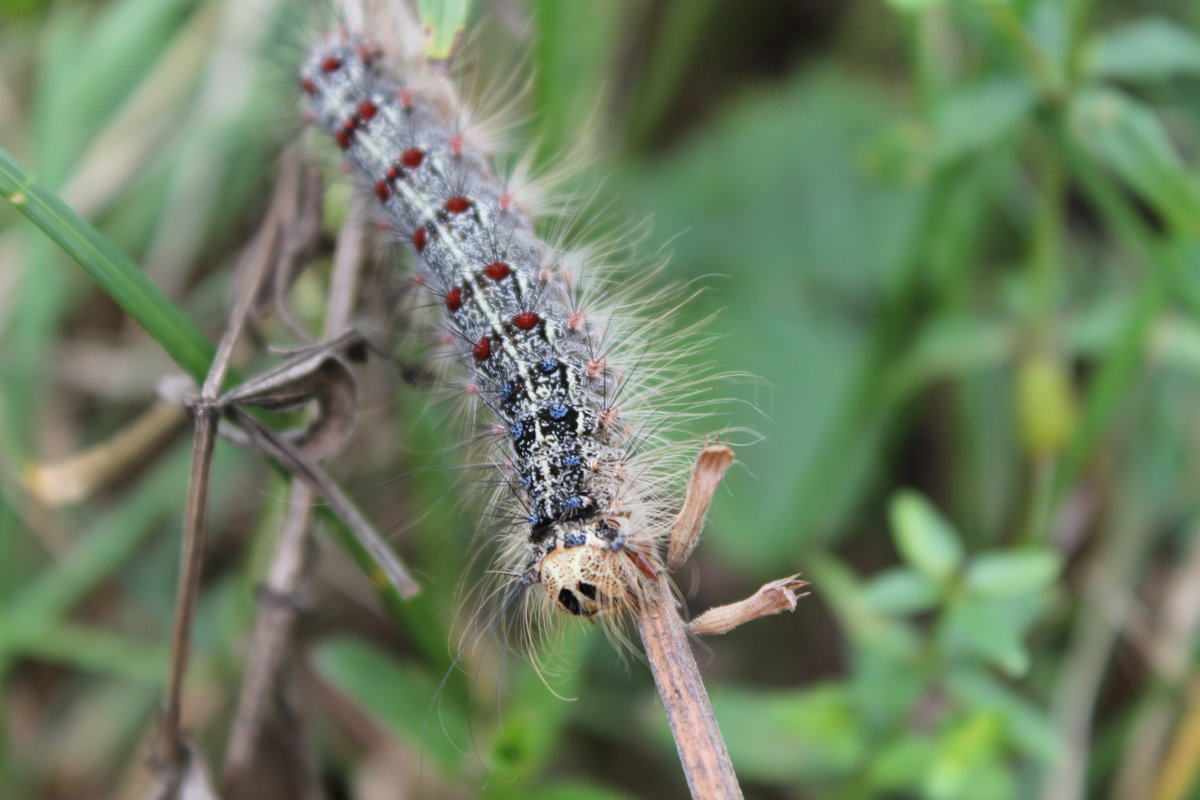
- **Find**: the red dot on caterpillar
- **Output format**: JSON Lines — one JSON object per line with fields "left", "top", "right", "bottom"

{"left": 568, "top": 311, "right": 585, "bottom": 331}
{"left": 586, "top": 357, "right": 607, "bottom": 377}
{"left": 398, "top": 88, "right": 414, "bottom": 109}
{"left": 356, "top": 42, "right": 377, "bottom": 64}
{"left": 321, "top": 56, "right": 341, "bottom": 73}
{"left": 483, "top": 262, "right": 510, "bottom": 280}
{"left": 385, "top": 165, "right": 400, "bottom": 181}
{"left": 300, "top": 77, "right": 316, "bottom": 96}
{"left": 513, "top": 311, "right": 539, "bottom": 330}
{"left": 401, "top": 148, "right": 423, "bottom": 168}
{"left": 335, "top": 129, "right": 351, "bottom": 149}
{"left": 445, "top": 287, "right": 463, "bottom": 311}
{"left": 412, "top": 227, "right": 427, "bottom": 251}
{"left": 374, "top": 180, "right": 390, "bottom": 201}
{"left": 357, "top": 100, "right": 377, "bottom": 119}
{"left": 473, "top": 337, "right": 492, "bottom": 360}
{"left": 499, "top": 192, "right": 513, "bottom": 212}
{"left": 449, "top": 134, "right": 464, "bottom": 157}
{"left": 445, "top": 195, "right": 470, "bottom": 213}
{"left": 342, "top": 117, "right": 357, "bottom": 132}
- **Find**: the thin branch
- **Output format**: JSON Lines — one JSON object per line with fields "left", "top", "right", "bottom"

{"left": 157, "top": 405, "right": 218, "bottom": 770}
{"left": 636, "top": 444, "right": 743, "bottom": 798}
{"left": 635, "top": 577, "right": 743, "bottom": 800}
{"left": 221, "top": 483, "right": 315, "bottom": 785}
{"left": 668, "top": 445, "right": 734, "bottom": 570}
{"left": 222, "top": 189, "right": 371, "bottom": 789}
{"left": 223, "top": 406, "right": 419, "bottom": 598}
{"left": 155, "top": 153, "right": 291, "bottom": 773}
{"left": 688, "top": 575, "right": 809, "bottom": 636}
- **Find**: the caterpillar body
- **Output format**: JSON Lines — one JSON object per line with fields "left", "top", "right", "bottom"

{"left": 300, "top": 29, "right": 692, "bottom": 632}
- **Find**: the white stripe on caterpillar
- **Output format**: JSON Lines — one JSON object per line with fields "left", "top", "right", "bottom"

{"left": 300, "top": 29, "right": 690, "bottom": 633}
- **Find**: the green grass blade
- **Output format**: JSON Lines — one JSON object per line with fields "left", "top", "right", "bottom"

{"left": 0, "top": 145, "right": 214, "bottom": 383}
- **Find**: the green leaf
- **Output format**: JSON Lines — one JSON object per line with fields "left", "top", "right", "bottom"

{"left": 965, "top": 549, "right": 1061, "bottom": 596}
{"left": 418, "top": 0, "right": 471, "bottom": 59}
{"left": 863, "top": 567, "right": 942, "bottom": 615}
{"left": 942, "top": 597, "right": 1034, "bottom": 676}
{"left": 809, "top": 554, "right": 921, "bottom": 659}
{"left": 890, "top": 491, "right": 964, "bottom": 583}
{"left": 933, "top": 77, "right": 1035, "bottom": 163}
{"left": 312, "top": 638, "right": 467, "bottom": 774}
{"left": 885, "top": 0, "right": 948, "bottom": 12}
{"left": 925, "top": 711, "right": 1011, "bottom": 800}
{"left": 1070, "top": 88, "right": 1200, "bottom": 234}
{"left": 1089, "top": 17, "right": 1200, "bottom": 82}
{"left": 948, "top": 670, "right": 1061, "bottom": 762}
{"left": 867, "top": 735, "right": 939, "bottom": 792}
{"left": 709, "top": 684, "right": 866, "bottom": 782}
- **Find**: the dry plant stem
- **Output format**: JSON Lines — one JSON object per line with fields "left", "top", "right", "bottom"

{"left": 222, "top": 191, "right": 368, "bottom": 784}
{"left": 24, "top": 400, "right": 187, "bottom": 505}
{"left": 221, "top": 483, "right": 314, "bottom": 781}
{"left": 668, "top": 445, "right": 734, "bottom": 570}
{"left": 158, "top": 408, "right": 218, "bottom": 769}
{"left": 324, "top": 192, "right": 366, "bottom": 336}
{"left": 688, "top": 575, "right": 809, "bottom": 636}
{"left": 156, "top": 158, "right": 287, "bottom": 771}
{"left": 635, "top": 576, "right": 743, "bottom": 800}
{"left": 1151, "top": 676, "right": 1200, "bottom": 800}
{"left": 1114, "top": 516, "right": 1200, "bottom": 799}
{"left": 223, "top": 405, "right": 418, "bottom": 596}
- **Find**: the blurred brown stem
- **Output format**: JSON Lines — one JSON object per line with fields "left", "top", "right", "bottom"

{"left": 222, "top": 190, "right": 368, "bottom": 793}
{"left": 155, "top": 152, "right": 294, "bottom": 775}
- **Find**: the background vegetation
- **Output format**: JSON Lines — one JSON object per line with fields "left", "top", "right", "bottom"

{"left": 3, "top": 0, "right": 1200, "bottom": 798}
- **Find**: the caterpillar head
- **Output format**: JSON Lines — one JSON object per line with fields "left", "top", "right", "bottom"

{"left": 539, "top": 524, "right": 634, "bottom": 617}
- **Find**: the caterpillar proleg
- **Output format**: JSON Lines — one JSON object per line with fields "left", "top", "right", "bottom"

{"left": 300, "top": 18, "right": 708, "bottom": 646}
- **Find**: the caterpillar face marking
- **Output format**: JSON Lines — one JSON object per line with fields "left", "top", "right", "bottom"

{"left": 535, "top": 522, "right": 638, "bottom": 617}
{"left": 301, "top": 32, "right": 666, "bottom": 627}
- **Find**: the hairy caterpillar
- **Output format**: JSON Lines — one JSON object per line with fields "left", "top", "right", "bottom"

{"left": 299, "top": 23, "right": 705, "bottom": 640}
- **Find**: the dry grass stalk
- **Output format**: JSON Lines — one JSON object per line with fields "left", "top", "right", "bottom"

{"left": 688, "top": 575, "right": 810, "bottom": 636}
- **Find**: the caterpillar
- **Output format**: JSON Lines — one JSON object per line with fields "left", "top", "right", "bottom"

{"left": 299, "top": 22, "right": 704, "bottom": 641}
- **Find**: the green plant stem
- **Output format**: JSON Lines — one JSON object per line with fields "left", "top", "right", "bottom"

{"left": 1029, "top": 132, "right": 1065, "bottom": 347}
{"left": 1023, "top": 118, "right": 1180, "bottom": 538}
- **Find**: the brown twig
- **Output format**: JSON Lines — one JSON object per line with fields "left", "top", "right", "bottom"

{"left": 635, "top": 578, "right": 743, "bottom": 800}
{"left": 668, "top": 445, "right": 734, "bottom": 571}
{"left": 157, "top": 402, "right": 219, "bottom": 772}
{"left": 155, "top": 153, "right": 293, "bottom": 774}
{"left": 688, "top": 575, "right": 809, "bottom": 636}
{"left": 642, "top": 444, "right": 808, "bottom": 798}
{"left": 636, "top": 444, "right": 744, "bottom": 798}
{"left": 222, "top": 191, "right": 370, "bottom": 789}
{"left": 220, "top": 484, "right": 315, "bottom": 785}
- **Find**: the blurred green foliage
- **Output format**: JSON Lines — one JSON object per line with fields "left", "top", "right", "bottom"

{"left": 3, "top": 0, "right": 1200, "bottom": 799}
